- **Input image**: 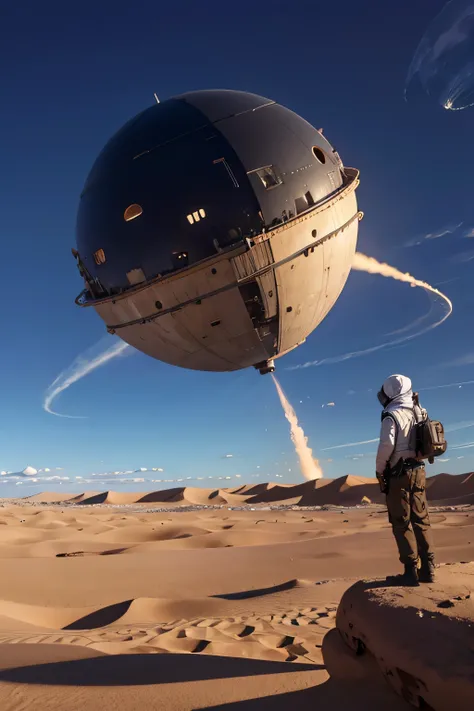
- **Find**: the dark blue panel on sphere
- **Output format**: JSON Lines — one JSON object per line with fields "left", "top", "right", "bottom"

{"left": 178, "top": 89, "right": 273, "bottom": 123}
{"left": 76, "top": 89, "right": 341, "bottom": 295}
{"left": 77, "top": 100, "right": 263, "bottom": 291}
{"left": 81, "top": 99, "right": 210, "bottom": 195}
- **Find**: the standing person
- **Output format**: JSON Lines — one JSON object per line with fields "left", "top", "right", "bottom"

{"left": 376, "top": 374, "right": 436, "bottom": 586}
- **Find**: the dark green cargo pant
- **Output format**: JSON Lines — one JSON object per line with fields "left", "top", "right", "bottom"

{"left": 386, "top": 465, "right": 434, "bottom": 565}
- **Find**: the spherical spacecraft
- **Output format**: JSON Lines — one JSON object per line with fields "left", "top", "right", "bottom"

{"left": 74, "top": 89, "right": 362, "bottom": 374}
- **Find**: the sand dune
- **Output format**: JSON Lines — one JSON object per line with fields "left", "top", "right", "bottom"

{"left": 0, "top": 503, "right": 472, "bottom": 563}
{"left": 0, "top": 562, "right": 471, "bottom": 710}
{"left": 22, "top": 472, "right": 474, "bottom": 509}
{"left": 0, "top": 486, "right": 472, "bottom": 710}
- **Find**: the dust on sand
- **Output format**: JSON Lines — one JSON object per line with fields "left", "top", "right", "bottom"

{"left": 0, "top": 492, "right": 472, "bottom": 710}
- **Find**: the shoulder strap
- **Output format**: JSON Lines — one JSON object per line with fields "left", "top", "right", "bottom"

{"left": 381, "top": 411, "right": 399, "bottom": 450}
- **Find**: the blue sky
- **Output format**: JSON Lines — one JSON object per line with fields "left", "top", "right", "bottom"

{"left": 1, "top": 0, "right": 474, "bottom": 496}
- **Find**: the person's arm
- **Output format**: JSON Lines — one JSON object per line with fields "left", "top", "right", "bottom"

{"left": 376, "top": 416, "right": 397, "bottom": 476}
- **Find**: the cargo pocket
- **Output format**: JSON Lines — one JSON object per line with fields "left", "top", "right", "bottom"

{"left": 412, "top": 483, "right": 428, "bottom": 524}
{"left": 388, "top": 484, "right": 410, "bottom": 527}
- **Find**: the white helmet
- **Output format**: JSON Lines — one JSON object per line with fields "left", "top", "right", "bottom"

{"left": 377, "top": 374, "right": 412, "bottom": 407}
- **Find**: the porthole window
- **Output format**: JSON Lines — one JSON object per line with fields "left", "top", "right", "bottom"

{"left": 124, "top": 203, "right": 143, "bottom": 222}
{"left": 312, "top": 146, "right": 326, "bottom": 164}
{"left": 93, "top": 249, "right": 106, "bottom": 265}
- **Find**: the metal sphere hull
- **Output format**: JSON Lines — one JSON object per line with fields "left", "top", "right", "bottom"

{"left": 75, "top": 90, "right": 361, "bottom": 373}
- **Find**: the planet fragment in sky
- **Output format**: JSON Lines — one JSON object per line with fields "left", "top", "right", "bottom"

{"left": 406, "top": 0, "right": 474, "bottom": 111}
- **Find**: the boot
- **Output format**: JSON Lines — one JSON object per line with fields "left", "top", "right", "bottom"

{"left": 418, "top": 555, "right": 436, "bottom": 583}
{"left": 400, "top": 563, "right": 420, "bottom": 587}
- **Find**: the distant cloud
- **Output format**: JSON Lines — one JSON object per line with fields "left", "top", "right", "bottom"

{"left": 0, "top": 468, "right": 252, "bottom": 491}
{"left": 7, "top": 471, "right": 71, "bottom": 482}
{"left": 437, "top": 458, "right": 450, "bottom": 463}
{"left": 404, "top": 222, "right": 463, "bottom": 247}
{"left": 43, "top": 337, "right": 131, "bottom": 418}
{"left": 2, "top": 466, "right": 38, "bottom": 478}
{"left": 326, "top": 402, "right": 336, "bottom": 407}
{"left": 451, "top": 249, "right": 474, "bottom": 264}
{"left": 344, "top": 452, "right": 376, "bottom": 460}
{"left": 464, "top": 227, "right": 474, "bottom": 238}
{"left": 223, "top": 454, "right": 234, "bottom": 458}
{"left": 443, "top": 353, "right": 474, "bottom": 367}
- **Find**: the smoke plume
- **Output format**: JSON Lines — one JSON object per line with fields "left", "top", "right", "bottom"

{"left": 44, "top": 338, "right": 131, "bottom": 418}
{"left": 272, "top": 375, "right": 323, "bottom": 480}
{"left": 289, "top": 253, "right": 453, "bottom": 370}
{"left": 352, "top": 254, "right": 453, "bottom": 308}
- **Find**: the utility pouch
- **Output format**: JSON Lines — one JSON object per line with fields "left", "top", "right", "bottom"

{"left": 389, "top": 457, "right": 405, "bottom": 478}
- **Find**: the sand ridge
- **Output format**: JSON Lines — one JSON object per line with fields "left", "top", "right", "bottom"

{"left": 15, "top": 472, "right": 474, "bottom": 509}
{"left": 0, "top": 498, "right": 472, "bottom": 710}
{"left": 0, "top": 504, "right": 472, "bottom": 561}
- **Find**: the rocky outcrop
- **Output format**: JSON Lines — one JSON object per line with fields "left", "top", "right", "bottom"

{"left": 333, "top": 565, "right": 474, "bottom": 710}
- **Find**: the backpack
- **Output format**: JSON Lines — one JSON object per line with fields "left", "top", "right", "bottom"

{"left": 413, "top": 413, "right": 447, "bottom": 464}
{"left": 382, "top": 392, "right": 447, "bottom": 465}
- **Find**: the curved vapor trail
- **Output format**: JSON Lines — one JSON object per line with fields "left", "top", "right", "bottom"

{"left": 44, "top": 339, "right": 131, "bottom": 418}
{"left": 384, "top": 292, "right": 437, "bottom": 337}
{"left": 288, "top": 253, "right": 453, "bottom": 371}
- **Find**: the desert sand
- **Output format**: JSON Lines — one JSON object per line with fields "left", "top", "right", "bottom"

{"left": 0, "top": 475, "right": 472, "bottom": 710}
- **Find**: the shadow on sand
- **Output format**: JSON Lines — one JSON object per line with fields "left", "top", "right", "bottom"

{"left": 0, "top": 633, "right": 410, "bottom": 710}
{"left": 0, "top": 652, "right": 322, "bottom": 687}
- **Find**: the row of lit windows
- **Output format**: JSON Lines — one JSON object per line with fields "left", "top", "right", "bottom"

{"left": 121, "top": 146, "right": 324, "bottom": 224}
{"left": 104, "top": 145, "right": 327, "bottom": 264}
{"left": 187, "top": 208, "right": 206, "bottom": 224}
{"left": 122, "top": 202, "right": 207, "bottom": 226}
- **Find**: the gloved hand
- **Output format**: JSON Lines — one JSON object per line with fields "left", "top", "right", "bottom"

{"left": 376, "top": 471, "right": 388, "bottom": 494}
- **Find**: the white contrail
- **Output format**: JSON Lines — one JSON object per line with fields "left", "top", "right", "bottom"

{"left": 446, "top": 421, "right": 474, "bottom": 433}
{"left": 271, "top": 375, "right": 322, "bottom": 480}
{"left": 289, "top": 253, "right": 453, "bottom": 370}
{"left": 322, "top": 438, "right": 379, "bottom": 451}
{"left": 321, "top": 422, "right": 474, "bottom": 454}
{"left": 44, "top": 338, "right": 131, "bottom": 418}
{"left": 420, "top": 379, "right": 474, "bottom": 392}
{"left": 384, "top": 292, "right": 438, "bottom": 337}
